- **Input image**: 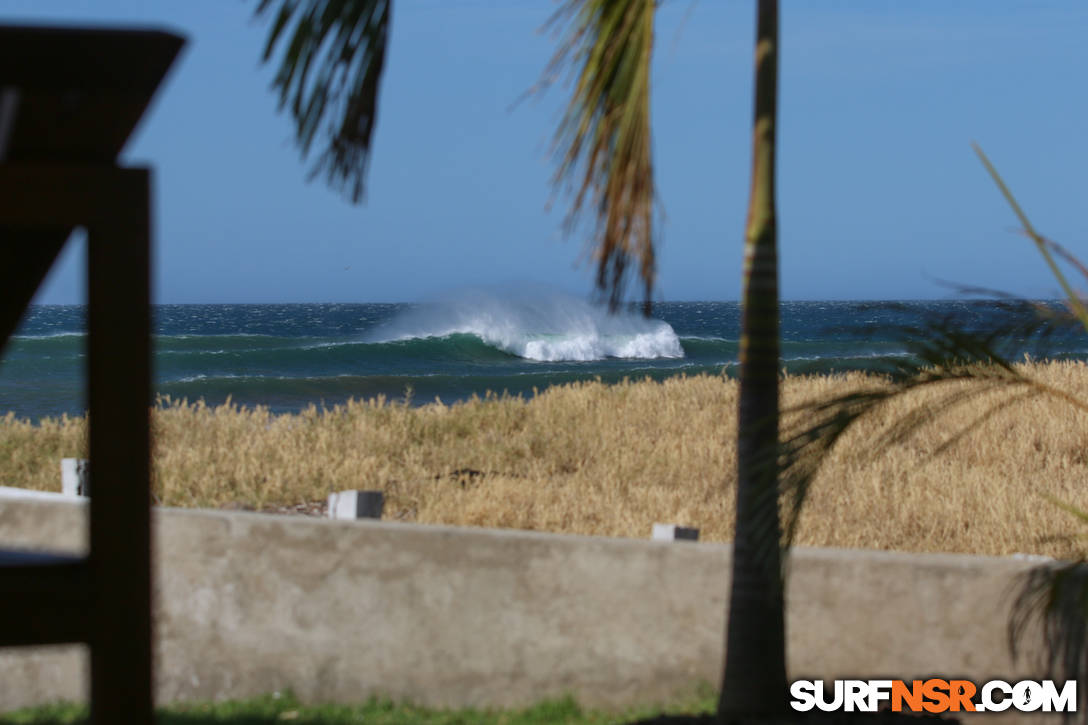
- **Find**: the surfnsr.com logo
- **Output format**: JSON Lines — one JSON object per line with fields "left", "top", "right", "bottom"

{"left": 789, "top": 679, "right": 1077, "bottom": 713}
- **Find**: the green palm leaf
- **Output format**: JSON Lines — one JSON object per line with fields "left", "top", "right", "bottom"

{"left": 256, "top": 0, "right": 391, "bottom": 203}
{"left": 541, "top": 0, "right": 657, "bottom": 311}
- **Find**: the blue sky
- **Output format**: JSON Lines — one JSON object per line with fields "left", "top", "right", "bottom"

{"left": 11, "top": 1, "right": 1088, "bottom": 304}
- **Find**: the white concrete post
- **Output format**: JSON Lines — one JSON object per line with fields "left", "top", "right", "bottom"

{"left": 60, "top": 458, "right": 90, "bottom": 497}
{"left": 328, "top": 490, "right": 384, "bottom": 520}
{"left": 652, "top": 523, "right": 699, "bottom": 542}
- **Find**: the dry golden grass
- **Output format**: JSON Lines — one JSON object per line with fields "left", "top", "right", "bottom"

{"left": 4, "top": 361, "right": 1088, "bottom": 558}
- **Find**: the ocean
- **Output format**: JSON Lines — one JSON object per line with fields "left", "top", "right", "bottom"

{"left": 2, "top": 292, "right": 1084, "bottom": 422}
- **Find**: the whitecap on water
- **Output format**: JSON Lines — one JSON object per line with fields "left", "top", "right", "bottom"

{"left": 368, "top": 286, "right": 684, "bottom": 362}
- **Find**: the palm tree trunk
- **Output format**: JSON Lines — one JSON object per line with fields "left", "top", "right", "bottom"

{"left": 719, "top": 0, "right": 786, "bottom": 720}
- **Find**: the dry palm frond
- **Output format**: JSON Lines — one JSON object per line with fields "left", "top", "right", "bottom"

{"left": 976, "top": 150, "right": 1088, "bottom": 709}
{"left": 256, "top": 0, "right": 390, "bottom": 203}
{"left": 541, "top": 0, "right": 657, "bottom": 311}
{"left": 974, "top": 143, "right": 1088, "bottom": 329}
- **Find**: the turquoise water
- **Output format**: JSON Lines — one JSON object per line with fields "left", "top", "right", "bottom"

{"left": 2, "top": 292, "right": 1083, "bottom": 421}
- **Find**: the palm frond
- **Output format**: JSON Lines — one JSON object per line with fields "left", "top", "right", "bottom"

{"left": 1022, "top": 232, "right": 1088, "bottom": 290}
{"left": 1007, "top": 496, "right": 1088, "bottom": 721}
{"left": 255, "top": 0, "right": 390, "bottom": 203}
{"left": 775, "top": 309, "right": 1088, "bottom": 550}
{"left": 1010, "top": 559, "right": 1088, "bottom": 718}
{"left": 760, "top": 149, "right": 1088, "bottom": 713}
{"left": 540, "top": 0, "right": 657, "bottom": 311}
{"left": 731, "top": 298, "right": 1064, "bottom": 567}
{"left": 974, "top": 143, "right": 1088, "bottom": 331}
{"left": 1043, "top": 495, "right": 1088, "bottom": 527}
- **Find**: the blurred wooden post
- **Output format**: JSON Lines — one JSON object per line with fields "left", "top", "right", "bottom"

{"left": 87, "top": 167, "right": 154, "bottom": 723}
{"left": 0, "top": 162, "right": 156, "bottom": 724}
{"left": 0, "top": 25, "right": 182, "bottom": 725}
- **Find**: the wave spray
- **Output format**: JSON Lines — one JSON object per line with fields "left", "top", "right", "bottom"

{"left": 370, "top": 287, "right": 684, "bottom": 362}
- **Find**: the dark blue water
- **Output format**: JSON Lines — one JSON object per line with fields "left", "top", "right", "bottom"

{"left": 2, "top": 293, "right": 1084, "bottom": 421}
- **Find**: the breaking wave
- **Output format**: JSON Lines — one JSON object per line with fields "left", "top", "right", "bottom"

{"left": 368, "top": 288, "right": 684, "bottom": 362}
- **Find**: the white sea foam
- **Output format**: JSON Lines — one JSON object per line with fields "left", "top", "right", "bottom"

{"left": 370, "top": 287, "right": 684, "bottom": 362}
{"left": 12, "top": 332, "right": 85, "bottom": 340}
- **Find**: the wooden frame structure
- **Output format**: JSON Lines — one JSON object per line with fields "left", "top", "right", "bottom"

{"left": 0, "top": 26, "right": 184, "bottom": 724}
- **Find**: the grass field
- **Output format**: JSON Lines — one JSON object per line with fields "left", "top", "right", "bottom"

{"left": 0, "top": 691, "right": 715, "bottom": 724}
{"left": 4, "top": 360, "right": 1088, "bottom": 558}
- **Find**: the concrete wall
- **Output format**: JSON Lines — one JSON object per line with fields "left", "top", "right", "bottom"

{"left": 0, "top": 496, "right": 1062, "bottom": 720}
